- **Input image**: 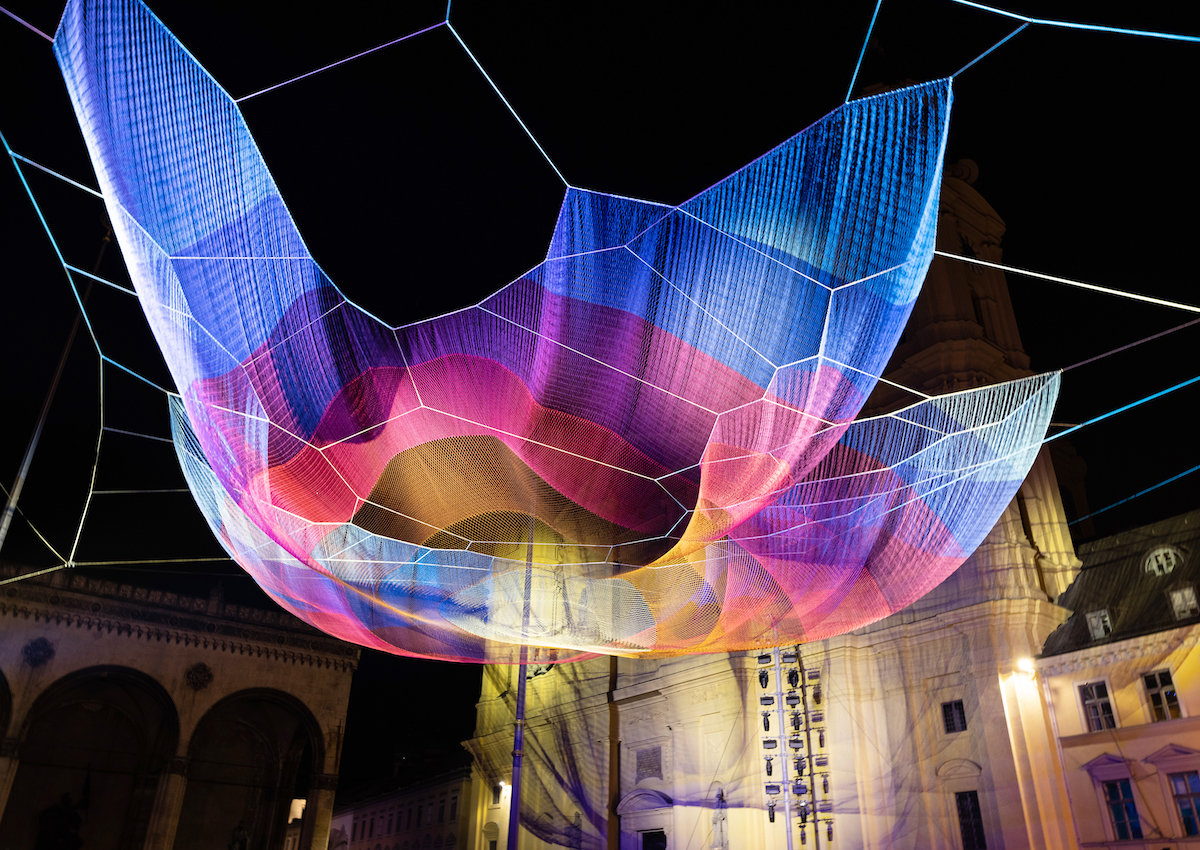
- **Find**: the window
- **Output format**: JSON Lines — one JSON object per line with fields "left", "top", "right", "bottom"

{"left": 1103, "top": 779, "right": 1143, "bottom": 840}
{"left": 353, "top": 822, "right": 358, "bottom": 842}
{"left": 416, "top": 806, "right": 422, "bottom": 828}
{"left": 388, "top": 815, "right": 394, "bottom": 835}
{"left": 407, "top": 809, "right": 413, "bottom": 830}
{"left": 489, "top": 841, "right": 498, "bottom": 850}
{"left": 1145, "top": 545, "right": 1185, "bottom": 575}
{"left": 370, "top": 818, "right": 375, "bottom": 838}
{"left": 641, "top": 830, "right": 668, "bottom": 850}
{"left": 954, "top": 791, "right": 986, "bottom": 850}
{"left": 492, "top": 785, "right": 502, "bottom": 806}
{"left": 942, "top": 700, "right": 967, "bottom": 734}
{"left": 449, "top": 797, "right": 457, "bottom": 820}
{"left": 438, "top": 801, "right": 445, "bottom": 824}
{"left": 1080, "top": 682, "right": 1116, "bottom": 731}
{"left": 1145, "top": 670, "right": 1182, "bottom": 721}
{"left": 1172, "top": 771, "right": 1200, "bottom": 836}
{"left": 1172, "top": 586, "right": 1200, "bottom": 620}
{"left": 1086, "top": 609, "right": 1113, "bottom": 640}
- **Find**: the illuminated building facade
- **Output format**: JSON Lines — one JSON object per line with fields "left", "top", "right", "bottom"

{"left": 1038, "top": 510, "right": 1200, "bottom": 846}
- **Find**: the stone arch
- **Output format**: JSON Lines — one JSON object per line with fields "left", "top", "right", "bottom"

{"left": 174, "top": 688, "right": 324, "bottom": 850}
{"left": 0, "top": 665, "right": 180, "bottom": 849}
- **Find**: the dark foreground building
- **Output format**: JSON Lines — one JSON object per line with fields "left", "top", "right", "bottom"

{"left": 0, "top": 564, "right": 357, "bottom": 849}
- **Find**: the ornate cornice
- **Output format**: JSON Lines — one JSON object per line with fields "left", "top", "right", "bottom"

{"left": 0, "top": 570, "right": 359, "bottom": 672}
{"left": 1039, "top": 627, "right": 1198, "bottom": 676}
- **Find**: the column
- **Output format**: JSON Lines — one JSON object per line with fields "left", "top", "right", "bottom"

{"left": 0, "top": 737, "right": 20, "bottom": 822}
{"left": 304, "top": 774, "right": 339, "bottom": 850}
{"left": 142, "top": 757, "right": 188, "bottom": 850}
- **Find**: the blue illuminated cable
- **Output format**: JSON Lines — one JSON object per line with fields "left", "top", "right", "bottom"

{"left": 1068, "top": 464, "right": 1200, "bottom": 526}
{"left": 952, "top": 23, "right": 1028, "bottom": 78}
{"left": 4, "top": 136, "right": 173, "bottom": 395}
{"left": 1045, "top": 375, "right": 1200, "bottom": 443}
{"left": 845, "top": 0, "right": 885, "bottom": 103}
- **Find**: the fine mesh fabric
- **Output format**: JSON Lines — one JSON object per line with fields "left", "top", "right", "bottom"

{"left": 57, "top": 0, "right": 1059, "bottom": 662}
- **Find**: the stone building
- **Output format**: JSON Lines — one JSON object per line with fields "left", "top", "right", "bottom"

{"left": 1038, "top": 509, "right": 1200, "bottom": 846}
{"left": 462, "top": 161, "right": 1086, "bottom": 850}
{"left": 0, "top": 564, "right": 357, "bottom": 849}
{"left": 334, "top": 760, "right": 479, "bottom": 850}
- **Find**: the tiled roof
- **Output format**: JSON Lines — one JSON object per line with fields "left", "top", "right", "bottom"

{"left": 1042, "top": 510, "right": 1200, "bottom": 657}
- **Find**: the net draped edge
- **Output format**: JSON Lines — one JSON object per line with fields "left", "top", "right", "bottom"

{"left": 56, "top": 0, "right": 1059, "bottom": 662}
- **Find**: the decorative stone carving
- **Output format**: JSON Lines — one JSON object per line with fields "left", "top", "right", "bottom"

{"left": 935, "top": 758, "right": 983, "bottom": 780}
{"left": 636, "top": 746, "right": 662, "bottom": 782}
{"left": 185, "top": 661, "right": 214, "bottom": 691}
{"left": 615, "top": 788, "right": 672, "bottom": 815}
{"left": 21, "top": 637, "right": 54, "bottom": 668}
{"left": 690, "top": 685, "right": 722, "bottom": 705}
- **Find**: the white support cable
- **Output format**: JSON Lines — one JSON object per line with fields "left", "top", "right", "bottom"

{"left": 946, "top": 0, "right": 1200, "bottom": 42}
{"left": 0, "top": 564, "right": 68, "bottom": 587}
{"left": 445, "top": 21, "right": 569, "bottom": 186}
{"left": 0, "top": 4, "right": 52, "bottom": 40}
{"left": 933, "top": 250, "right": 1200, "bottom": 313}
{"left": 9, "top": 152, "right": 103, "bottom": 197}
{"left": 235, "top": 21, "right": 447, "bottom": 102}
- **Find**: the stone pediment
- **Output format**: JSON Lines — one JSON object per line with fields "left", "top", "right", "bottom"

{"left": 1144, "top": 743, "right": 1200, "bottom": 766}
{"left": 935, "top": 759, "right": 982, "bottom": 779}
{"left": 616, "top": 789, "right": 673, "bottom": 814}
{"left": 1082, "top": 753, "right": 1132, "bottom": 780}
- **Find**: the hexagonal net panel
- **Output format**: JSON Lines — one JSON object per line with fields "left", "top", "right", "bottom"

{"left": 58, "top": 0, "right": 1058, "bottom": 662}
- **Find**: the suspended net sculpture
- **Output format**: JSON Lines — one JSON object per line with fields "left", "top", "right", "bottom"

{"left": 55, "top": 0, "right": 1059, "bottom": 663}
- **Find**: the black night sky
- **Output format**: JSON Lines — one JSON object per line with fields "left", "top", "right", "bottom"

{"left": 1, "top": 0, "right": 1197, "bottom": 789}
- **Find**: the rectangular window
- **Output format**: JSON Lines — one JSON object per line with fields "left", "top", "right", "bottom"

{"left": 1172, "top": 587, "right": 1199, "bottom": 620}
{"left": 492, "top": 785, "right": 502, "bottom": 806}
{"left": 641, "top": 829, "right": 668, "bottom": 850}
{"left": 955, "top": 792, "right": 984, "bottom": 850}
{"left": 1079, "top": 682, "right": 1116, "bottom": 731}
{"left": 438, "top": 801, "right": 445, "bottom": 824}
{"left": 352, "top": 822, "right": 358, "bottom": 841}
{"left": 450, "top": 796, "right": 458, "bottom": 820}
{"left": 942, "top": 700, "right": 967, "bottom": 734}
{"left": 1086, "top": 609, "right": 1113, "bottom": 640}
{"left": 1103, "top": 779, "right": 1143, "bottom": 840}
{"left": 369, "top": 818, "right": 375, "bottom": 838}
{"left": 955, "top": 791, "right": 986, "bottom": 850}
{"left": 416, "top": 805, "right": 422, "bottom": 827}
{"left": 489, "top": 841, "right": 498, "bottom": 850}
{"left": 1172, "top": 771, "right": 1200, "bottom": 836}
{"left": 1145, "top": 670, "right": 1182, "bottom": 721}
{"left": 388, "top": 814, "right": 394, "bottom": 834}
{"left": 407, "top": 808, "right": 413, "bottom": 829}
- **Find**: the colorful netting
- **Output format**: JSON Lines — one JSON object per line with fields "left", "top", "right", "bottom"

{"left": 56, "top": 0, "right": 1059, "bottom": 662}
